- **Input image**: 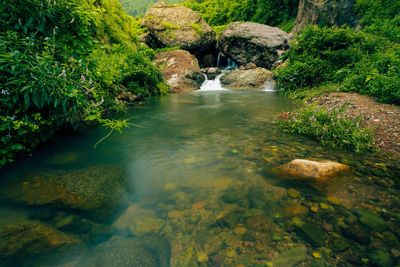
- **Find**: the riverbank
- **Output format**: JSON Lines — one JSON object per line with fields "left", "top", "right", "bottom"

{"left": 278, "top": 91, "right": 400, "bottom": 158}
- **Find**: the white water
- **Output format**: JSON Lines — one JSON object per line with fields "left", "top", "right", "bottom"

{"left": 197, "top": 73, "right": 230, "bottom": 91}
{"left": 262, "top": 80, "right": 276, "bottom": 92}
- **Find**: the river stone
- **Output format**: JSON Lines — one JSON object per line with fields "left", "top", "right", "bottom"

{"left": 143, "top": 2, "right": 216, "bottom": 53}
{"left": 1, "top": 165, "right": 130, "bottom": 221}
{"left": 128, "top": 216, "right": 166, "bottom": 236}
{"left": 342, "top": 224, "right": 371, "bottom": 245}
{"left": 245, "top": 215, "right": 273, "bottom": 232}
{"left": 218, "top": 22, "right": 289, "bottom": 69}
{"left": 272, "top": 246, "right": 307, "bottom": 266}
{"left": 368, "top": 250, "right": 392, "bottom": 267}
{"left": 291, "top": 0, "right": 359, "bottom": 35}
{"left": 77, "top": 235, "right": 171, "bottom": 267}
{"left": 154, "top": 50, "right": 205, "bottom": 93}
{"left": 220, "top": 68, "right": 274, "bottom": 90}
{"left": 294, "top": 219, "right": 325, "bottom": 247}
{"left": 357, "top": 210, "right": 387, "bottom": 231}
{"left": 272, "top": 159, "right": 351, "bottom": 181}
{"left": 0, "top": 221, "right": 82, "bottom": 261}
{"left": 201, "top": 67, "right": 221, "bottom": 80}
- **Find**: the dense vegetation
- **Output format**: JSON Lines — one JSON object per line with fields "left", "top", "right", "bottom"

{"left": 276, "top": 0, "right": 400, "bottom": 153}
{"left": 276, "top": 0, "right": 400, "bottom": 105}
{"left": 183, "top": 0, "right": 298, "bottom": 30}
{"left": 119, "top": 0, "right": 185, "bottom": 17}
{"left": 0, "top": 0, "right": 168, "bottom": 167}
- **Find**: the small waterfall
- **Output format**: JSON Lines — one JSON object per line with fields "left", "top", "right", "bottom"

{"left": 197, "top": 73, "right": 229, "bottom": 91}
{"left": 226, "top": 58, "right": 238, "bottom": 70}
{"left": 262, "top": 80, "right": 276, "bottom": 92}
{"left": 216, "top": 53, "right": 221, "bottom": 68}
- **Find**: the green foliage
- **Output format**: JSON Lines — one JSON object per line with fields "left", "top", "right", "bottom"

{"left": 119, "top": 0, "right": 186, "bottom": 17}
{"left": 276, "top": 22, "right": 400, "bottom": 104}
{"left": 182, "top": 0, "right": 299, "bottom": 27}
{"left": 278, "top": 104, "right": 376, "bottom": 153}
{"left": 0, "top": 0, "right": 166, "bottom": 167}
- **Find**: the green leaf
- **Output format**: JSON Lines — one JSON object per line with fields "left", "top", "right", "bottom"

{"left": 24, "top": 94, "right": 30, "bottom": 109}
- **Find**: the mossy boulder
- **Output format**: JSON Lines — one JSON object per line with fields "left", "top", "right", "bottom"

{"left": 0, "top": 221, "right": 82, "bottom": 262}
{"left": 77, "top": 235, "right": 171, "bottom": 267}
{"left": 1, "top": 165, "right": 130, "bottom": 221}
{"left": 143, "top": 2, "right": 216, "bottom": 53}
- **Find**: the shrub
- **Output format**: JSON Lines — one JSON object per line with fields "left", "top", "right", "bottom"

{"left": 278, "top": 104, "right": 376, "bottom": 153}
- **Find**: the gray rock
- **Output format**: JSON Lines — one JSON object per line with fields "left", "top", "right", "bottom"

{"left": 292, "top": 0, "right": 359, "bottom": 35}
{"left": 218, "top": 22, "right": 289, "bottom": 69}
{"left": 220, "top": 68, "right": 274, "bottom": 90}
{"left": 143, "top": 2, "right": 216, "bottom": 53}
{"left": 78, "top": 235, "right": 170, "bottom": 267}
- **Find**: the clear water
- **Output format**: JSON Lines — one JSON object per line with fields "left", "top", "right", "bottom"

{"left": 0, "top": 90, "right": 399, "bottom": 266}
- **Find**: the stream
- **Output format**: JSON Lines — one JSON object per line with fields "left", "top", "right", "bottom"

{"left": 0, "top": 80, "right": 399, "bottom": 266}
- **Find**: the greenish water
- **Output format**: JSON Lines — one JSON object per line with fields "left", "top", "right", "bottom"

{"left": 0, "top": 91, "right": 399, "bottom": 266}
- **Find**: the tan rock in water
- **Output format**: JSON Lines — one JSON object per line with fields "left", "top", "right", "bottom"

{"left": 273, "top": 159, "right": 351, "bottom": 180}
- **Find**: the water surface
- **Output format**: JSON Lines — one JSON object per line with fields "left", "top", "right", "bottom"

{"left": 1, "top": 90, "right": 399, "bottom": 266}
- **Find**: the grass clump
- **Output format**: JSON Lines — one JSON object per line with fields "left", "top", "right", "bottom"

{"left": 277, "top": 104, "right": 376, "bottom": 153}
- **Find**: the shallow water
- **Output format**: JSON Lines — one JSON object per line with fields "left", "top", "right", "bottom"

{"left": 0, "top": 90, "right": 399, "bottom": 266}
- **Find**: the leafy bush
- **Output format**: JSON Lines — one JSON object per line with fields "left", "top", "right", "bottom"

{"left": 0, "top": 0, "right": 167, "bottom": 167}
{"left": 276, "top": 24, "right": 400, "bottom": 104}
{"left": 182, "top": 0, "right": 299, "bottom": 28}
{"left": 278, "top": 104, "right": 376, "bottom": 153}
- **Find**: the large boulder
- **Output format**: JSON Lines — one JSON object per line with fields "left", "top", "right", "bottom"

{"left": 1, "top": 165, "right": 130, "bottom": 221}
{"left": 291, "top": 0, "right": 359, "bottom": 35}
{"left": 272, "top": 159, "right": 351, "bottom": 180}
{"left": 143, "top": 2, "right": 216, "bottom": 53}
{"left": 220, "top": 68, "right": 274, "bottom": 90}
{"left": 154, "top": 50, "right": 205, "bottom": 93}
{"left": 77, "top": 235, "right": 170, "bottom": 267}
{"left": 218, "top": 22, "right": 290, "bottom": 69}
{"left": 0, "top": 221, "right": 82, "bottom": 262}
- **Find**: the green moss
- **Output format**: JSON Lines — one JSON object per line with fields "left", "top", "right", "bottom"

{"left": 161, "top": 21, "right": 182, "bottom": 30}
{"left": 190, "top": 23, "right": 203, "bottom": 36}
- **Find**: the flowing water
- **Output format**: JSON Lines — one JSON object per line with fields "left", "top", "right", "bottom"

{"left": 0, "top": 86, "right": 399, "bottom": 266}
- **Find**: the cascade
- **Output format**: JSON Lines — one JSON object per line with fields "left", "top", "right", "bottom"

{"left": 197, "top": 73, "right": 228, "bottom": 91}
{"left": 216, "top": 53, "right": 221, "bottom": 68}
{"left": 226, "top": 58, "right": 238, "bottom": 70}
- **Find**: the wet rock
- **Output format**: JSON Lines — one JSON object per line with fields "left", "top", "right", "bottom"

{"left": 330, "top": 238, "right": 350, "bottom": 252}
{"left": 271, "top": 159, "right": 351, "bottom": 180}
{"left": 368, "top": 250, "right": 392, "bottom": 267}
{"left": 288, "top": 188, "right": 301, "bottom": 198}
{"left": 357, "top": 210, "right": 387, "bottom": 231}
{"left": 0, "top": 221, "right": 82, "bottom": 261}
{"left": 294, "top": 219, "right": 325, "bottom": 247}
{"left": 220, "top": 68, "right": 274, "bottom": 90}
{"left": 215, "top": 211, "right": 243, "bottom": 229}
{"left": 245, "top": 215, "right": 273, "bottom": 232}
{"left": 311, "top": 258, "right": 330, "bottom": 267}
{"left": 201, "top": 67, "right": 221, "bottom": 80}
{"left": 2, "top": 165, "right": 130, "bottom": 221}
{"left": 221, "top": 188, "right": 246, "bottom": 203}
{"left": 291, "top": 0, "right": 359, "bottom": 35}
{"left": 197, "top": 251, "right": 208, "bottom": 263}
{"left": 218, "top": 22, "right": 289, "bottom": 69}
{"left": 143, "top": 2, "right": 216, "bottom": 54}
{"left": 128, "top": 216, "right": 166, "bottom": 236}
{"left": 343, "top": 224, "right": 371, "bottom": 245}
{"left": 78, "top": 235, "right": 171, "bottom": 267}
{"left": 284, "top": 204, "right": 309, "bottom": 217}
{"left": 154, "top": 50, "right": 204, "bottom": 93}
{"left": 272, "top": 246, "right": 307, "bottom": 266}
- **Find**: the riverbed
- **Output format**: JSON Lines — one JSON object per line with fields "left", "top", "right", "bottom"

{"left": 0, "top": 90, "right": 399, "bottom": 266}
